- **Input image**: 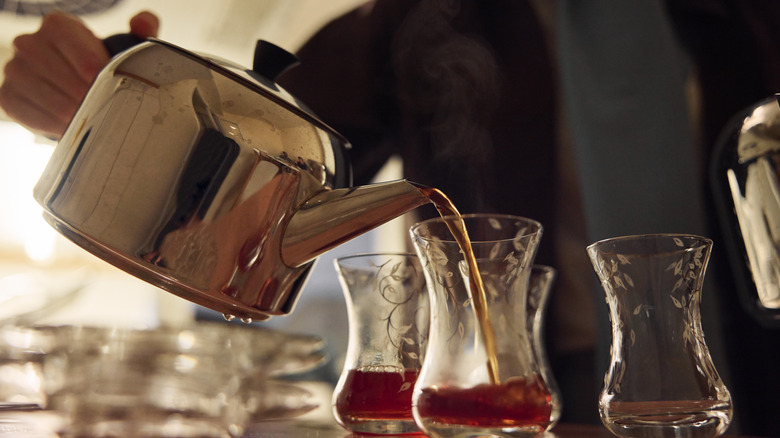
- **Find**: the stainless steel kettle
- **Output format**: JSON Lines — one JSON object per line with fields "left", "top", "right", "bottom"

{"left": 711, "top": 95, "right": 780, "bottom": 327}
{"left": 33, "top": 38, "right": 431, "bottom": 321}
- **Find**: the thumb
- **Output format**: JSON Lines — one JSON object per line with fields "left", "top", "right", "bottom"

{"left": 129, "top": 11, "right": 159, "bottom": 39}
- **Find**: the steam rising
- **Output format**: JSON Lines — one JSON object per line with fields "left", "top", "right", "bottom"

{"left": 392, "top": 0, "right": 502, "bottom": 166}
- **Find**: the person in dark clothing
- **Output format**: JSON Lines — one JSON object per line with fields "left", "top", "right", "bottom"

{"left": 276, "top": 0, "right": 601, "bottom": 425}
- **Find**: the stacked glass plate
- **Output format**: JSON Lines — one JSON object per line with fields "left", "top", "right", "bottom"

{"left": 0, "top": 321, "right": 326, "bottom": 437}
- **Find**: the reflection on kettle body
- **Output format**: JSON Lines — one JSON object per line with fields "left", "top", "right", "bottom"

{"left": 145, "top": 128, "right": 240, "bottom": 260}
{"left": 712, "top": 95, "right": 780, "bottom": 326}
{"left": 726, "top": 159, "right": 780, "bottom": 308}
{"left": 150, "top": 152, "right": 306, "bottom": 309}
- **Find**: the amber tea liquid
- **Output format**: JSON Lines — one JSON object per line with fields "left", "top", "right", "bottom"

{"left": 335, "top": 368, "right": 419, "bottom": 420}
{"left": 415, "top": 374, "right": 552, "bottom": 429}
{"left": 334, "top": 367, "right": 421, "bottom": 434}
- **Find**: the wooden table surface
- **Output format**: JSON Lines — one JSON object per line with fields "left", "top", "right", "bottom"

{"left": 241, "top": 418, "right": 763, "bottom": 438}
{"left": 0, "top": 410, "right": 763, "bottom": 437}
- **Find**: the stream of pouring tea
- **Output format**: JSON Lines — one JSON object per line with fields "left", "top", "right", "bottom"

{"left": 418, "top": 187, "right": 500, "bottom": 385}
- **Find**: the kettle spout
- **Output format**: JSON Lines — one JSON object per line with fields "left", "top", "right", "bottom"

{"left": 281, "top": 180, "right": 431, "bottom": 268}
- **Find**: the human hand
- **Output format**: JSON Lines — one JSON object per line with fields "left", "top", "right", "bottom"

{"left": 0, "top": 11, "right": 159, "bottom": 138}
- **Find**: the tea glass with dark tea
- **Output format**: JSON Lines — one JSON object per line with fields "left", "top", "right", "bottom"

{"left": 332, "top": 253, "right": 428, "bottom": 435}
{"left": 410, "top": 214, "right": 552, "bottom": 438}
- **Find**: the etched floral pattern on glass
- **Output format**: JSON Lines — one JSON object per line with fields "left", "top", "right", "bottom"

{"left": 332, "top": 253, "right": 428, "bottom": 435}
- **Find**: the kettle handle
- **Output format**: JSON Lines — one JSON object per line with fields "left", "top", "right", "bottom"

{"left": 103, "top": 33, "right": 147, "bottom": 57}
{"left": 253, "top": 41, "right": 300, "bottom": 82}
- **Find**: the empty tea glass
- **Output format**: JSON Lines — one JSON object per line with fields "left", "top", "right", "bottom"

{"left": 527, "top": 265, "right": 562, "bottom": 431}
{"left": 587, "top": 234, "right": 733, "bottom": 438}
{"left": 410, "top": 214, "right": 551, "bottom": 438}
{"left": 332, "top": 253, "right": 428, "bottom": 435}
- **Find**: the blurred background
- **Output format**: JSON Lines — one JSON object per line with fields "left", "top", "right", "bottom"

{"left": 0, "top": 0, "right": 396, "bottom": 381}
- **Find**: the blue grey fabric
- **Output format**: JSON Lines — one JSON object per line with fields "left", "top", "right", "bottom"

{"left": 557, "top": 0, "right": 705, "bottom": 240}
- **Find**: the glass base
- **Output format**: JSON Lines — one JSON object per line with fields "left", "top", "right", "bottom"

{"left": 601, "top": 400, "right": 732, "bottom": 438}
{"left": 0, "top": 403, "right": 42, "bottom": 411}
{"left": 337, "top": 417, "right": 422, "bottom": 435}
{"left": 417, "top": 420, "right": 544, "bottom": 438}
{"left": 60, "top": 419, "right": 236, "bottom": 438}
{"left": 603, "top": 419, "right": 727, "bottom": 438}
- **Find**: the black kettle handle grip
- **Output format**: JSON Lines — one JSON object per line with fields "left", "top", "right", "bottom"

{"left": 103, "top": 33, "right": 147, "bottom": 57}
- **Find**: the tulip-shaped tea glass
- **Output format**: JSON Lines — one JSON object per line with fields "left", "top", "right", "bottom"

{"left": 527, "top": 265, "right": 562, "bottom": 430}
{"left": 410, "top": 214, "right": 551, "bottom": 438}
{"left": 587, "top": 234, "right": 733, "bottom": 438}
{"left": 333, "top": 253, "right": 428, "bottom": 435}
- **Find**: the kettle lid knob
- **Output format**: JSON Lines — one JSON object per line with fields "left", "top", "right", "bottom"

{"left": 103, "top": 33, "right": 148, "bottom": 57}
{"left": 253, "top": 40, "right": 300, "bottom": 82}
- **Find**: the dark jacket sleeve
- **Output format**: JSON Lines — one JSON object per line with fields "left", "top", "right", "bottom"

{"left": 278, "top": 1, "right": 416, "bottom": 186}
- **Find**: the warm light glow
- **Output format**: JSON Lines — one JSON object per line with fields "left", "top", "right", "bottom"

{"left": 0, "top": 121, "right": 56, "bottom": 262}
{"left": 24, "top": 230, "right": 56, "bottom": 262}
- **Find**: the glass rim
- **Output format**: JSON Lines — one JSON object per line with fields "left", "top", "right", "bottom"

{"left": 409, "top": 213, "right": 542, "bottom": 244}
{"left": 586, "top": 233, "right": 713, "bottom": 252}
{"left": 334, "top": 252, "right": 419, "bottom": 269}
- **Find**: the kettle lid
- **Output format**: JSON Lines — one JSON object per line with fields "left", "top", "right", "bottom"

{"left": 115, "top": 37, "right": 350, "bottom": 157}
{"left": 179, "top": 40, "right": 336, "bottom": 132}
